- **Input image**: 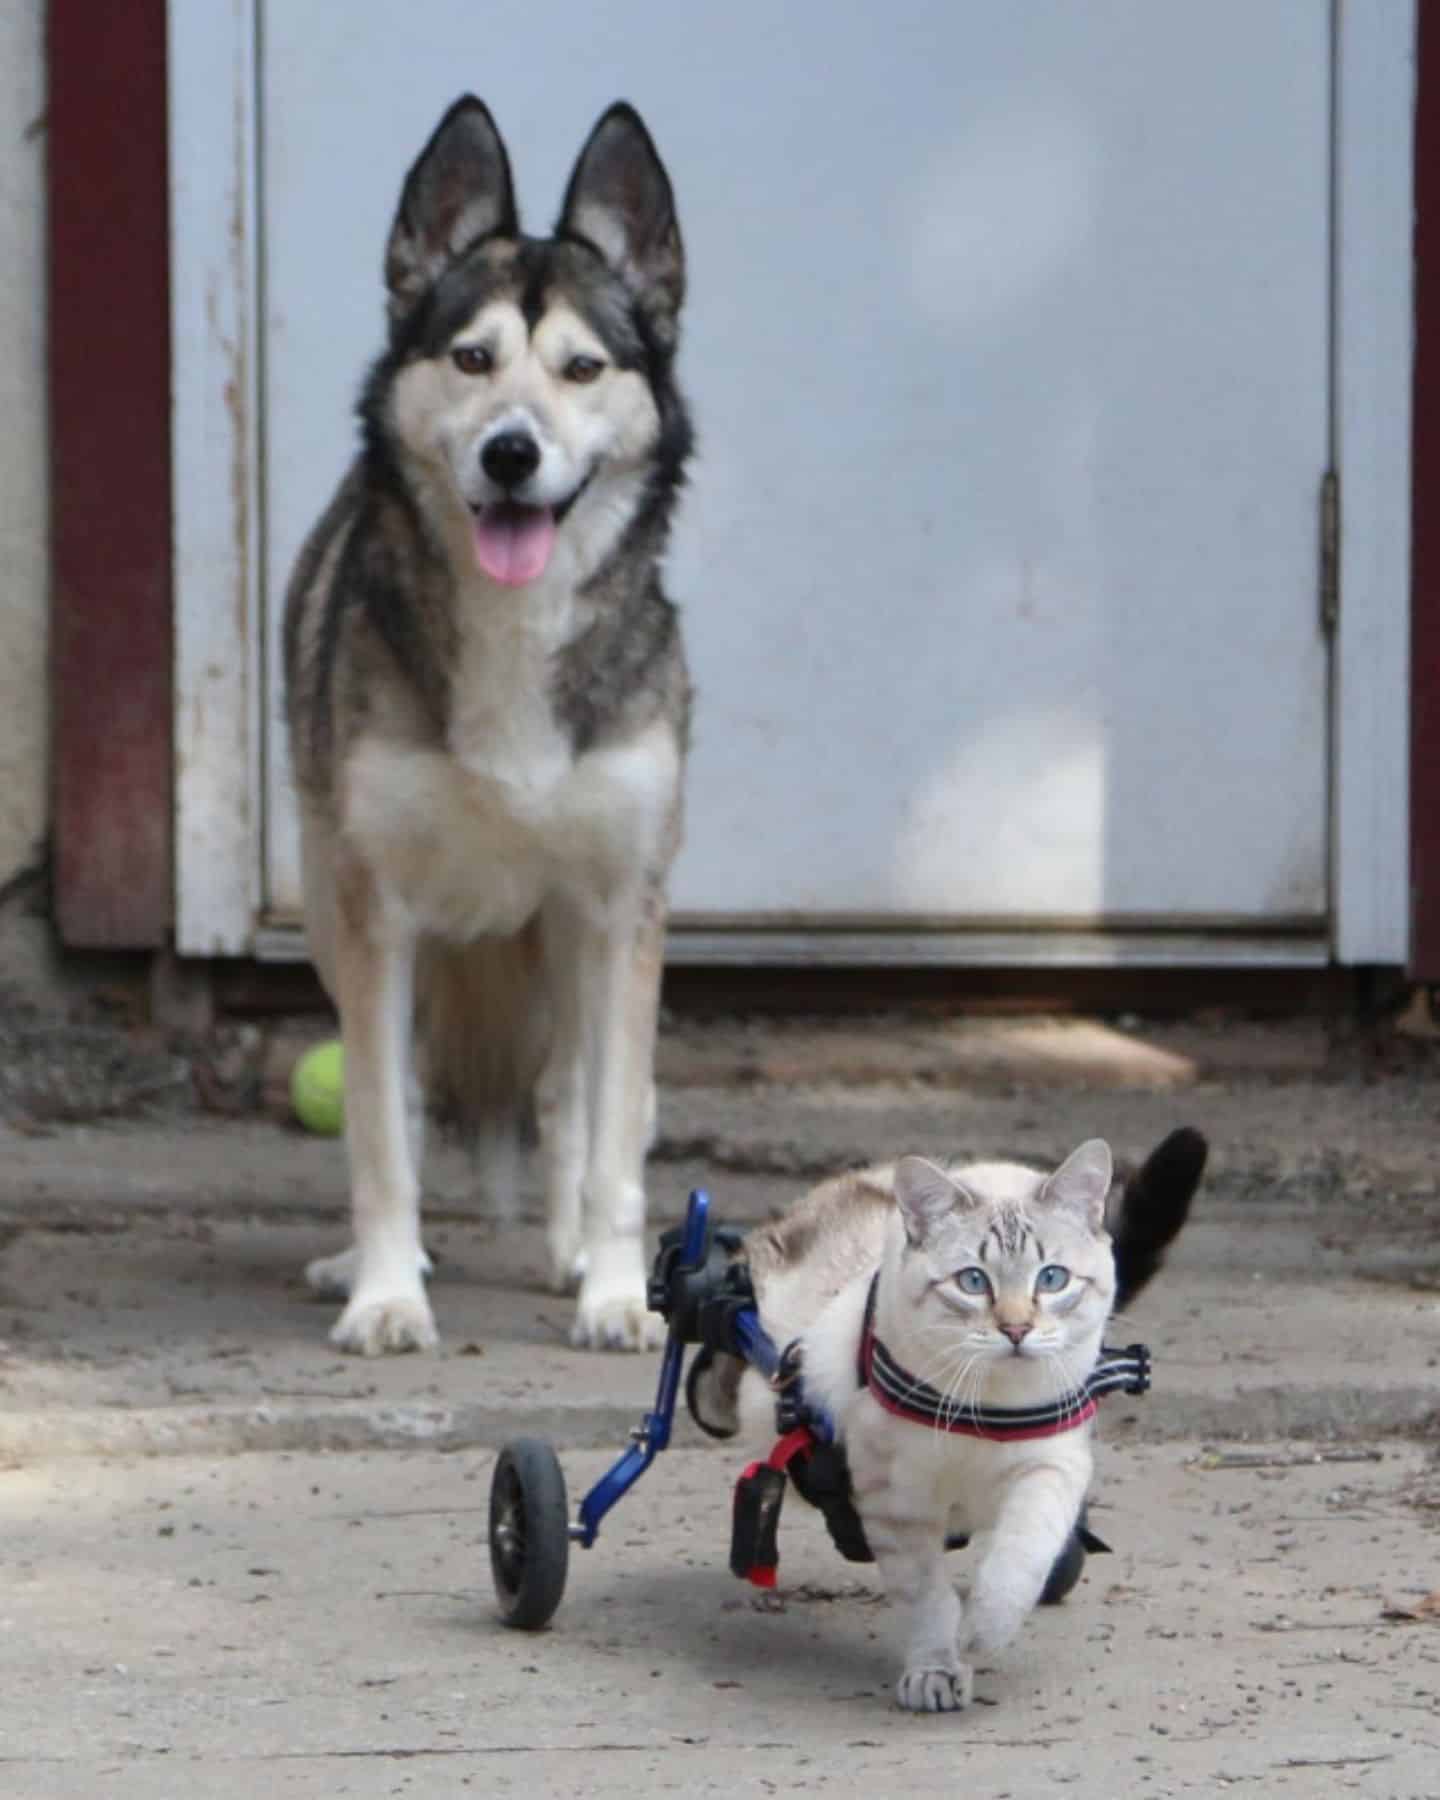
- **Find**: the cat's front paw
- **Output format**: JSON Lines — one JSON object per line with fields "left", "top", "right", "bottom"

{"left": 896, "top": 1662, "right": 973, "bottom": 1714}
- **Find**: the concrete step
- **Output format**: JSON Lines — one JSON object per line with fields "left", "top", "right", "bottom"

{"left": 1, "top": 1170, "right": 1434, "bottom": 1459}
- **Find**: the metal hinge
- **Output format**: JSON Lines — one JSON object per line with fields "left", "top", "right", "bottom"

{"left": 1319, "top": 468, "right": 1340, "bottom": 634}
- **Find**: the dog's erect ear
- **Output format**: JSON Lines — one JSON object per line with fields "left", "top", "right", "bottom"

{"left": 557, "top": 103, "right": 684, "bottom": 342}
{"left": 385, "top": 96, "right": 517, "bottom": 321}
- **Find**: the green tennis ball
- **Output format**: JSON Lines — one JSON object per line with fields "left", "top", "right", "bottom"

{"left": 291, "top": 1039, "right": 345, "bottom": 1136}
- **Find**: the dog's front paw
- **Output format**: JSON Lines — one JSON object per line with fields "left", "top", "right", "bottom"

{"left": 568, "top": 1236, "right": 661, "bottom": 1352}
{"left": 571, "top": 1287, "right": 664, "bottom": 1352}
{"left": 896, "top": 1663, "right": 973, "bottom": 1714}
{"left": 331, "top": 1291, "right": 438, "bottom": 1356}
{"left": 572, "top": 1267, "right": 662, "bottom": 1353}
{"left": 307, "top": 1244, "right": 434, "bottom": 1299}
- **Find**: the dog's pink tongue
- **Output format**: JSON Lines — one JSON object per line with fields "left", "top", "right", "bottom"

{"left": 472, "top": 506, "right": 557, "bottom": 586}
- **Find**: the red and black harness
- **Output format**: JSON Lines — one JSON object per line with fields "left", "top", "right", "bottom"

{"left": 730, "top": 1272, "right": 1151, "bottom": 1587}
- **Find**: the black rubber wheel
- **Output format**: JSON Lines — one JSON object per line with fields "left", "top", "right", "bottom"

{"left": 1039, "top": 1525, "right": 1087, "bottom": 1606}
{"left": 489, "top": 1437, "right": 570, "bottom": 1630}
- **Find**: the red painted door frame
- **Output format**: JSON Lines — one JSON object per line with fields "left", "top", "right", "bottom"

{"left": 48, "top": 0, "right": 173, "bottom": 948}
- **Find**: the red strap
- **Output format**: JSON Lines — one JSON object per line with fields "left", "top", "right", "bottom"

{"left": 767, "top": 1427, "right": 815, "bottom": 1473}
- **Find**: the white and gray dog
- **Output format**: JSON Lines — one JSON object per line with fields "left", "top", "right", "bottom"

{"left": 284, "top": 97, "right": 693, "bottom": 1355}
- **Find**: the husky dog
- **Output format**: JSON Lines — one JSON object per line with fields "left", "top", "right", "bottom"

{"left": 284, "top": 97, "right": 692, "bottom": 1354}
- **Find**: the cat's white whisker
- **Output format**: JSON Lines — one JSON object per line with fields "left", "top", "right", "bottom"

{"left": 936, "top": 1351, "right": 986, "bottom": 1433}
{"left": 902, "top": 1350, "right": 966, "bottom": 1395}
{"left": 1043, "top": 1347, "right": 1088, "bottom": 1426}
{"left": 962, "top": 1353, "right": 991, "bottom": 1433}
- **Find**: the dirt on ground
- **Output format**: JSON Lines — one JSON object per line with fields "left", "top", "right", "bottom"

{"left": 0, "top": 1003, "right": 1436, "bottom": 1795}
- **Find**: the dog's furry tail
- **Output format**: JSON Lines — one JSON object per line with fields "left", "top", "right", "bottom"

{"left": 415, "top": 924, "right": 550, "bottom": 1203}
{"left": 1110, "top": 1126, "right": 1209, "bottom": 1310}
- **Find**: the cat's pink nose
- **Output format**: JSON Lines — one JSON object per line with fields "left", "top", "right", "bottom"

{"left": 999, "top": 1321, "right": 1032, "bottom": 1346}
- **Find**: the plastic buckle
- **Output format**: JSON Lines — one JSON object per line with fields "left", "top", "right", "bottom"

{"left": 773, "top": 1340, "right": 807, "bottom": 1435}
{"left": 646, "top": 1220, "right": 747, "bottom": 1339}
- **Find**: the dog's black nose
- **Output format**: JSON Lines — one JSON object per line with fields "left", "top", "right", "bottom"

{"left": 481, "top": 431, "right": 541, "bottom": 489}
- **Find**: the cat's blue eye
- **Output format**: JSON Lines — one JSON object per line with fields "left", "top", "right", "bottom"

{"left": 954, "top": 1267, "right": 991, "bottom": 1297}
{"left": 1035, "top": 1264, "right": 1071, "bottom": 1294}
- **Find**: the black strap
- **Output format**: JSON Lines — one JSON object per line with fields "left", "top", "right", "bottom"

{"left": 787, "top": 1442, "right": 874, "bottom": 1563}
{"left": 856, "top": 1271, "right": 880, "bottom": 1385}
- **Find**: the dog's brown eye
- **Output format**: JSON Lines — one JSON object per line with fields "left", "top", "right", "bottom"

{"left": 451, "top": 345, "right": 493, "bottom": 376}
{"left": 564, "top": 354, "right": 605, "bottom": 384}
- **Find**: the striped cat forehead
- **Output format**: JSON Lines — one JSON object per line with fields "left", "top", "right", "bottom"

{"left": 908, "top": 1205, "right": 1059, "bottom": 1284}
{"left": 920, "top": 1188, "right": 1106, "bottom": 1267}
{"left": 957, "top": 1200, "right": 1093, "bottom": 1265}
{"left": 974, "top": 1204, "right": 1037, "bottom": 1261}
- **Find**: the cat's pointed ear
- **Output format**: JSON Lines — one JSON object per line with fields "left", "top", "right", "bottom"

{"left": 1039, "top": 1139, "right": 1113, "bottom": 1232}
{"left": 894, "top": 1156, "right": 970, "bottom": 1247}
{"left": 556, "top": 102, "right": 684, "bottom": 343}
{"left": 386, "top": 97, "right": 517, "bottom": 323}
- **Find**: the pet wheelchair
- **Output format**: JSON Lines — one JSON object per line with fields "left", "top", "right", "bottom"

{"left": 488, "top": 1189, "right": 1150, "bottom": 1631}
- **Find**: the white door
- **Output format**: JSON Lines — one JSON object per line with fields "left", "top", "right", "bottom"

{"left": 256, "top": 0, "right": 1333, "bottom": 953}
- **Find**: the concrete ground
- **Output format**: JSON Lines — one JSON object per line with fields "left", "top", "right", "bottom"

{"left": 1, "top": 1013, "right": 1438, "bottom": 1794}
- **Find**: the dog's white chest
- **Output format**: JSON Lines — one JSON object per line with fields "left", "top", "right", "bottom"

{"left": 447, "top": 612, "right": 574, "bottom": 810}
{"left": 344, "top": 606, "right": 678, "bottom": 945}
{"left": 342, "top": 571, "right": 680, "bottom": 940}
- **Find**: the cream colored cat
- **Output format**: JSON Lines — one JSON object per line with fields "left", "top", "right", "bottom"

{"left": 735, "top": 1141, "right": 1118, "bottom": 1713}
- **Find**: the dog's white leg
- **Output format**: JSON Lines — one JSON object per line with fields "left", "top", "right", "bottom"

{"left": 298, "top": 803, "right": 435, "bottom": 1303}
{"left": 537, "top": 902, "right": 590, "bottom": 1294}
{"left": 306, "top": 1062, "right": 432, "bottom": 1297}
{"left": 569, "top": 891, "right": 667, "bottom": 1352}
{"left": 324, "top": 859, "right": 437, "bottom": 1355}
{"left": 305, "top": 1242, "right": 434, "bottom": 1299}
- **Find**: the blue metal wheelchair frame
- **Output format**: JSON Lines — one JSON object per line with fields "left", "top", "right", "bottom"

{"left": 570, "top": 1188, "right": 782, "bottom": 1549}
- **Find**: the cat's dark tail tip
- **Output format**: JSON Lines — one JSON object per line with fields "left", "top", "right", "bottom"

{"left": 1111, "top": 1126, "right": 1209, "bottom": 1310}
